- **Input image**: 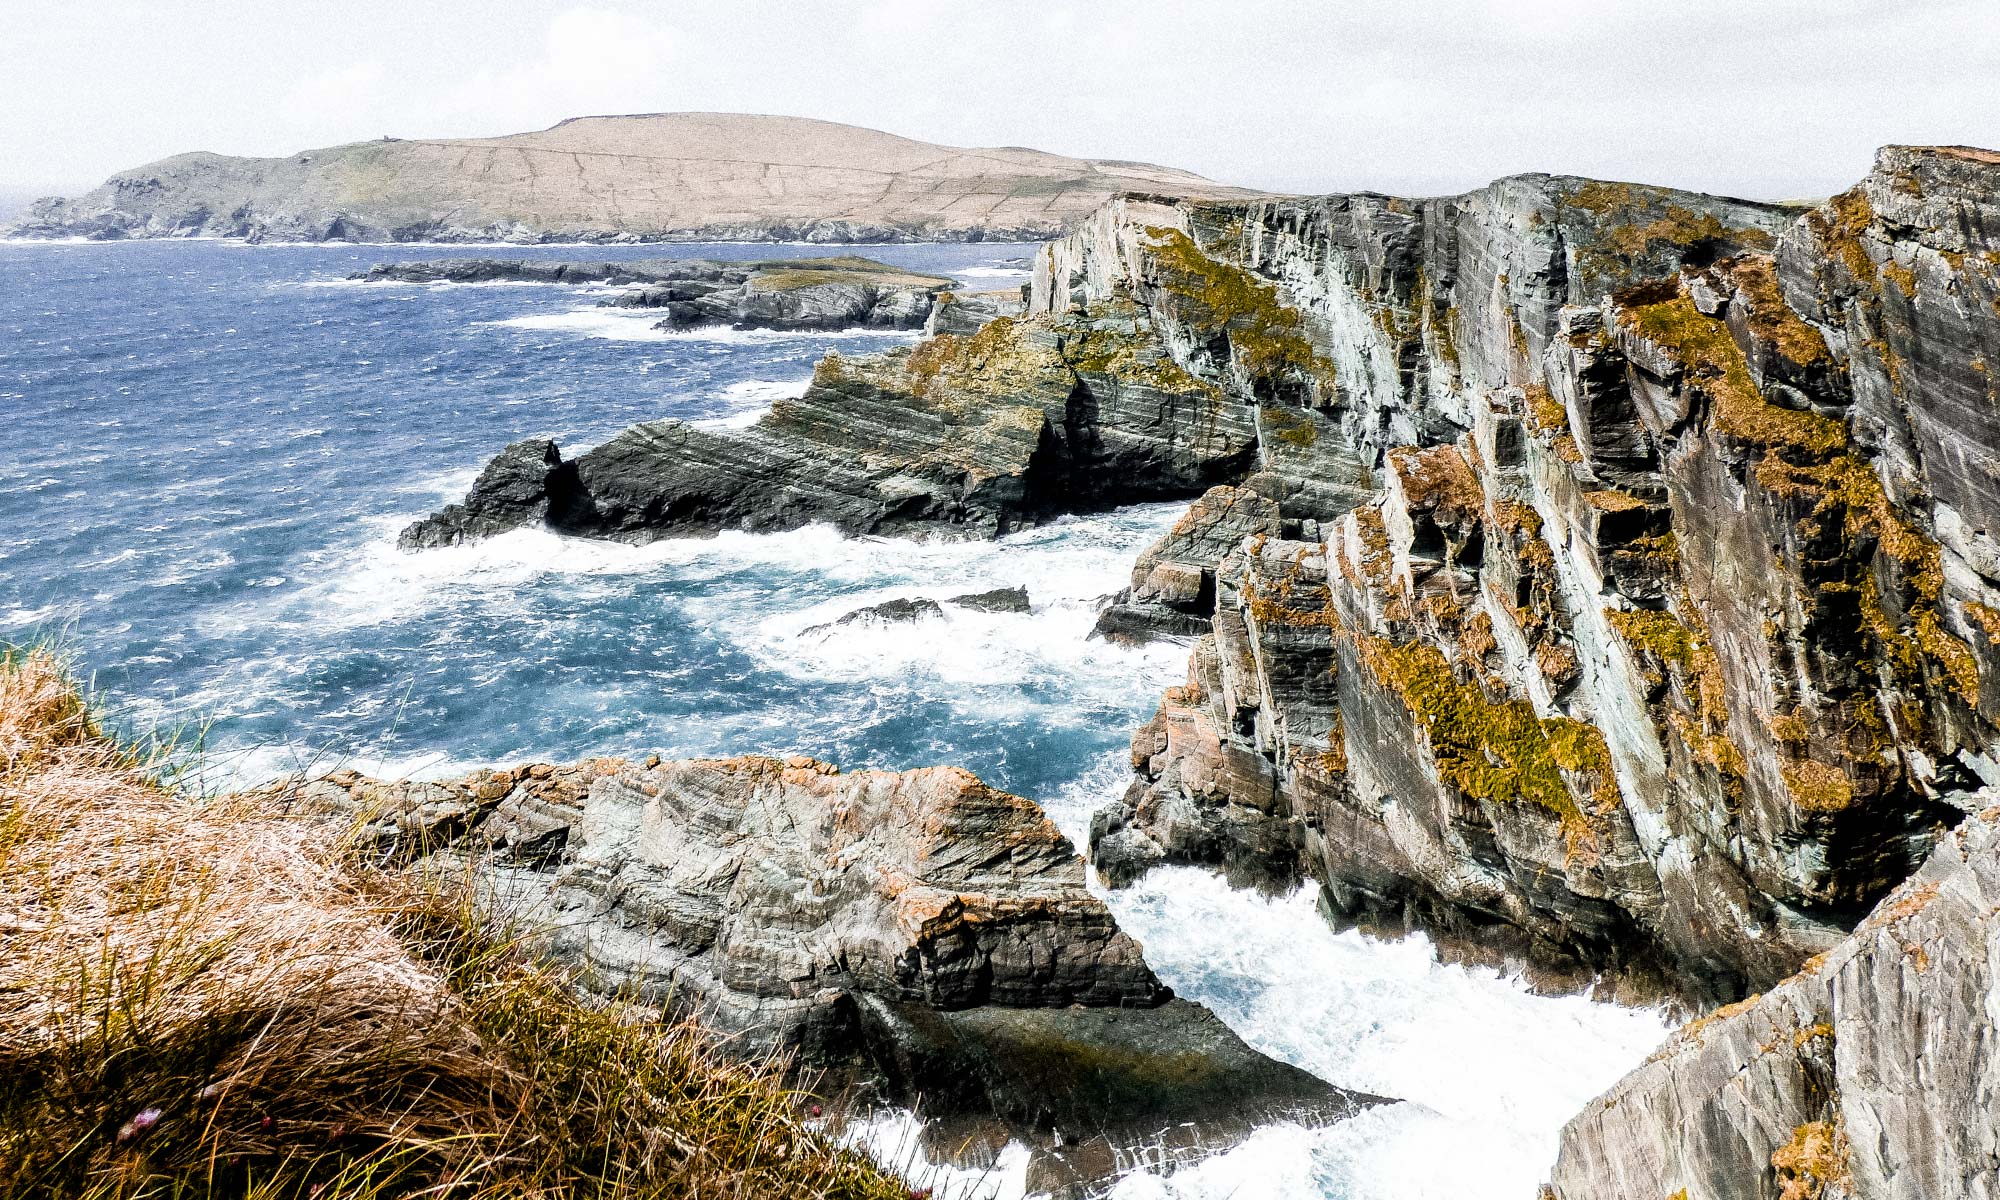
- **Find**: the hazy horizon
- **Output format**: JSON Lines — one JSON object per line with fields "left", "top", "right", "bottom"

{"left": 6, "top": 0, "right": 1999, "bottom": 204}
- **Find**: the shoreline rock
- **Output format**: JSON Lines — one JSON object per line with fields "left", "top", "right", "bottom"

{"left": 353, "top": 255, "right": 954, "bottom": 332}
{"left": 1054, "top": 151, "right": 2000, "bottom": 1008}
{"left": 402, "top": 301, "right": 1262, "bottom": 549}
{"left": 1546, "top": 790, "right": 2000, "bottom": 1200}
{"left": 248, "top": 755, "right": 1377, "bottom": 1190}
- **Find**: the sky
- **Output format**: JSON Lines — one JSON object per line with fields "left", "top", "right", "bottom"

{"left": 4, "top": 0, "right": 1998, "bottom": 202}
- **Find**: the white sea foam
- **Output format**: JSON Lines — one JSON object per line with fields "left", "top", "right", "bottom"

{"left": 1048, "top": 817, "right": 1671, "bottom": 1200}
{"left": 956, "top": 266, "right": 1032, "bottom": 278}
{"left": 841, "top": 1110, "right": 1029, "bottom": 1200}
{"left": 719, "top": 378, "right": 812, "bottom": 403}
{"left": 303, "top": 504, "right": 1181, "bottom": 634}
{"left": 1, "top": 604, "right": 63, "bottom": 630}
{"left": 690, "top": 377, "right": 811, "bottom": 430}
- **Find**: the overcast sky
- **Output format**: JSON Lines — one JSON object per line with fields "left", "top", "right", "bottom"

{"left": 5, "top": 0, "right": 1998, "bottom": 202}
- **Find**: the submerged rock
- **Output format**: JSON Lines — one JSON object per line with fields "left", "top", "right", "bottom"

{"left": 947, "top": 586, "right": 1031, "bottom": 613}
{"left": 254, "top": 756, "right": 1373, "bottom": 1183}
{"left": 355, "top": 254, "right": 954, "bottom": 331}
{"left": 801, "top": 596, "right": 947, "bottom": 635}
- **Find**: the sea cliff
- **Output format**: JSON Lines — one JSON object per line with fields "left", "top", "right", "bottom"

{"left": 407, "top": 143, "right": 2000, "bottom": 1194}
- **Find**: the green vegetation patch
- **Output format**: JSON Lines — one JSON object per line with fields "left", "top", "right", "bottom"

{"left": 747, "top": 255, "right": 953, "bottom": 293}
{"left": 1618, "top": 289, "right": 1847, "bottom": 455}
{"left": 1141, "top": 226, "right": 1339, "bottom": 393}
{"left": 1356, "top": 635, "right": 1615, "bottom": 862}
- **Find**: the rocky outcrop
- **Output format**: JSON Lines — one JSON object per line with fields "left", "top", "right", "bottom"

{"left": 1545, "top": 791, "right": 2000, "bottom": 1200}
{"left": 1058, "top": 151, "right": 2000, "bottom": 1005}
{"left": 1091, "top": 484, "right": 1282, "bottom": 644}
{"left": 406, "top": 146, "right": 2000, "bottom": 1016}
{"left": 354, "top": 255, "right": 954, "bottom": 331}
{"left": 403, "top": 301, "right": 1262, "bottom": 548}
{"left": 925, "top": 287, "right": 1027, "bottom": 336}
{"left": 257, "top": 756, "right": 1370, "bottom": 1188}
{"left": 7, "top": 113, "right": 1257, "bottom": 244}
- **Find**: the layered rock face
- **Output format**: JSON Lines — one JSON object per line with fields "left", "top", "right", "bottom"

{"left": 355, "top": 255, "right": 953, "bottom": 331}
{"left": 8, "top": 113, "right": 1257, "bottom": 244}
{"left": 1065, "top": 151, "right": 2000, "bottom": 1003}
{"left": 1547, "top": 793, "right": 2000, "bottom": 1200}
{"left": 404, "top": 301, "right": 1262, "bottom": 547}
{"left": 265, "top": 757, "right": 1362, "bottom": 1155}
{"left": 406, "top": 150, "right": 2000, "bottom": 1011}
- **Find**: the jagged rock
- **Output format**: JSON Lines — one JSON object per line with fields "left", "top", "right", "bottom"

{"left": 356, "top": 255, "right": 954, "bottom": 331}
{"left": 400, "top": 438, "right": 562, "bottom": 550}
{"left": 925, "top": 287, "right": 1026, "bottom": 336}
{"left": 1546, "top": 791, "right": 2000, "bottom": 1200}
{"left": 247, "top": 756, "right": 1374, "bottom": 1176}
{"left": 7, "top": 113, "right": 1257, "bottom": 244}
{"left": 1053, "top": 152, "right": 2000, "bottom": 1004}
{"left": 405, "top": 304, "right": 1261, "bottom": 548}
{"left": 947, "top": 586, "right": 1031, "bottom": 613}
{"left": 1092, "top": 484, "right": 1282, "bottom": 642}
{"left": 404, "top": 146, "right": 2000, "bottom": 1018}
{"left": 801, "top": 596, "right": 946, "bottom": 635}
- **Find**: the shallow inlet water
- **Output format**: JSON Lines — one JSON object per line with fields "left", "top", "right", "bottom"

{"left": 0, "top": 239, "right": 1669, "bottom": 1199}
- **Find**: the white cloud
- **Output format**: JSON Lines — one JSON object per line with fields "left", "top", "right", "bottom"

{"left": 3, "top": 0, "right": 1997, "bottom": 200}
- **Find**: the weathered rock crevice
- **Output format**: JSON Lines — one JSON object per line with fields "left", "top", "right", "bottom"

{"left": 1061, "top": 151, "right": 2000, "bottom": 1007}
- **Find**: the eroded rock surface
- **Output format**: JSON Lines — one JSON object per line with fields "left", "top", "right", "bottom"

{"left": 356, "top": 255, "right": 953, "bottom": 331}
{"left": 1051, "top": 151, "right": 2000, "bottom": 1005}
{"left": 1546, "top": 792, "right": 2000, "bottom": 1200}
{"left": 252, "top": 756, "right": 1369, "bottom": 1172}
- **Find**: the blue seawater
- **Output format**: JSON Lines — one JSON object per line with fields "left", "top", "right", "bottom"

{"left": 0, "top": 239, "right": 1670, "bottom": 1200}
{"left": 0, "top": 239, "right": 1182, "bottom": 797}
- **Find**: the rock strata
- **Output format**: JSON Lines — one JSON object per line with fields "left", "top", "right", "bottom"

{"left": 1051, "top": 151, "right": 2000, "bottom": 1006}
{"left": 1546, "top": 791, "right": 2000, "bottom": 1200}
{"left": 404, "top": 300, "right": 1263, "bottom": 548}
{"left": 355, "top": 255, "right": 954, "bottom": 331}
{"left": 409, "top": 147, "right": 2000, "bottom": 1013}
{"left": 254, "top": 756, "right": 1370, "bottom": 1178}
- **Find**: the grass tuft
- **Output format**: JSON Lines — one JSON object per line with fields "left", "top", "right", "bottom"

{"left": 0, "top": 645, "right": 907, "bottom": 1200}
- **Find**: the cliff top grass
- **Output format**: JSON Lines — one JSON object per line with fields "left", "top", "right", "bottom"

{"left": 745, "top": 256, "right": 953, "bottom": 294}
{"left": 1139, "top": 226, "right": 1339, "bottom": 393}
{"left": 0, "top": 646, "right": 907, "bottom": 1200}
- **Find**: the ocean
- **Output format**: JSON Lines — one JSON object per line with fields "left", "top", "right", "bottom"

{"left": 0, "top": 238, "right": 1667, "bottom": 1200}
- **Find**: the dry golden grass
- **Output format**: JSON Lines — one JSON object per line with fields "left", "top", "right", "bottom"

{"left": 0, "top": 646, "right": 908, "bottom": 1200}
